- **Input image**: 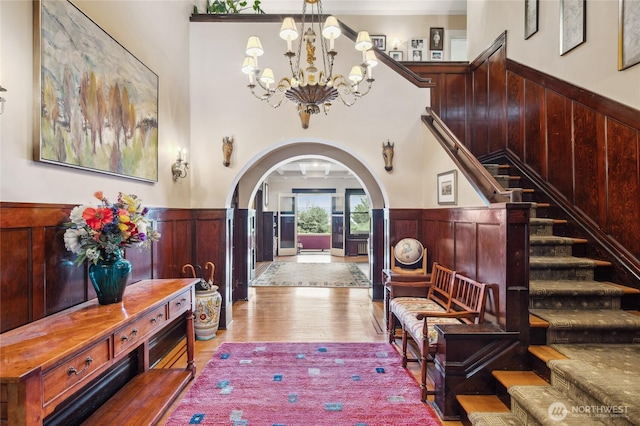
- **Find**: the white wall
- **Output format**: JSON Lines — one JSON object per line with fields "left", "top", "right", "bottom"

{"left": 467, "top": 0, "right": 640, "bottom": 111}
{"left": 3, "top": 1, "right": 635, "bottom": 210}
{"left": 0, "top": 0, "right": 192, "bottom": 208}
{"left": 188, "top": 20, "right": 484, "bottom": 209}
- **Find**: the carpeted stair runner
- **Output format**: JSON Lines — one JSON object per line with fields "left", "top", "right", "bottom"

{"left": 463, "top": 164, "right": 640, "bottom": 426}
{"left": 529, "top": 308, "right": 640, "bottom": 344}
{"left": 468, "top": 411, "right": 521, "bottom": 425}
{"left": 530, "top": 280, "right": 624, "bottom": 309}
{"left": 509, "top": 385, "right": 609, "bottom": 425}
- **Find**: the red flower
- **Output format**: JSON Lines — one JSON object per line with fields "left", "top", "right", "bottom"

{"left": 83, "top": 206, "right": 114, "bottom": 230}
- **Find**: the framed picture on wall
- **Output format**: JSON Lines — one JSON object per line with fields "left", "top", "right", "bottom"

{"left": 430, "top": 51, "right": 443, "bottom": 61}
{"left": 409, "top": 37, "right": 426, "bottom": 61}
{"left": 560, "top": 0, "right": 586, "bottom": 55}
{"left": 33, "top": 0, "right": 159, "bottom": 182}
{"left": 389, "top": 50, "right": 403, "bottom": 61}
{"left": 619, "top": 0, "right": 640, "bottom": 70}
{"left": 371, "top": 35, "right": 386, "bottom": 51}
{"left": 437, "top": 170, "right": 457, "bottom": 205}
{"left": 525, "top": 0, "right": 539, "bottom": 39}
{"left": 429, "top": 27, "right": 444, "bottom": 50}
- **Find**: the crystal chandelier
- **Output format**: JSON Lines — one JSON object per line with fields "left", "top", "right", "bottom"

{"left": 241, "top": 0, "right": 378, "bottom": 129}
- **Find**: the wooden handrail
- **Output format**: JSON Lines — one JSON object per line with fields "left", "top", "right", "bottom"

{"left": 189, "top": 13, "right": 434, "bottom": 88}
{"left": 422, "top": 108, "right": 521, "bottom": 204}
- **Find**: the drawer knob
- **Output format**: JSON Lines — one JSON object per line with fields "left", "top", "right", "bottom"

{"left": 176, "top": 298, "right": 187, "bottom": 307}
{"left": 121, "top": 328, "right": 138, "bottom": 341}
{"left": 67, "top": 357, "right": 93, "bottom": 376}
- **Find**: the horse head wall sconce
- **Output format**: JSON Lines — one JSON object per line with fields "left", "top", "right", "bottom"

{"left": 222, "top": 136, "right": 234, "bottom": 167}
{"left": 382, "top": 140, "right": 394, "bottom": 172}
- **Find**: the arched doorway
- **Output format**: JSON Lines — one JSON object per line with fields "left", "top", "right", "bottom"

{"left": 225, "top": 140, "right": 389, "bottom": 307}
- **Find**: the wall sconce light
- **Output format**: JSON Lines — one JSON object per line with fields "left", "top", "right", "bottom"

{"left": 171, "top": 146, "right": 189, "bottom": 182}
{"left": 392, "top": 39, "right": 401, "bottom": 50}
{"left": 0, "top": 85, "right": 6, "bottom": 115}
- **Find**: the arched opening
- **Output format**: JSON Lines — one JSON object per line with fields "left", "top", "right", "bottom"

{"left": 224, "top": 140, "right": 389, "bottom": 309}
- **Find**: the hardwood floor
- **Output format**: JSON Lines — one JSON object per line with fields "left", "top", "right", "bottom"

{"left": 159, "top": 255, "right": 460, "bottom": 425}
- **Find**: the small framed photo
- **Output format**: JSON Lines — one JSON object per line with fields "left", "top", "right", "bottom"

{"left": 437, "top": 170, "right": 457, "bottom": 205}
{"left": 560, "top": 0, "right": 586, "bottom": 55}
{"left": 389, "top": 50, "right": 403, "bottom": 61}
{"left": 371, "top": 35, "right": 386, "bottom": 51}
{"left": 619, "top": 0, "right": 640, "bottom": 70}
{"left": 430, "top": 27, "right": 444, "bottom": 50}
{"left": 525, "top": 0, "right": 539, "bottom": 39}
{"left": 430, "top": 51, "right": 443, "bottom": 61}
{"left": 409, "top": 38, "right": 426, "bottom": 61}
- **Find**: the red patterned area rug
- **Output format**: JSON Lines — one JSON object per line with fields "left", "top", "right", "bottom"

{"left": 165, "top": 342, "right": 441, "bottom": 426}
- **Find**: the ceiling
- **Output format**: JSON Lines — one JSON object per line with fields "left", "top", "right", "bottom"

{"left": 269, "top": 160, "right": 354, "bottom": 181}
{"left": 263, "top": 0, "right": 467, "bottom": 16}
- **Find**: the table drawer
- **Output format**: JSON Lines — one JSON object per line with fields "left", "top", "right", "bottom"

{"left": 168, "top": 288, "right": 192, "bottom": 318}
{"left": 43, "top": 338, "right": 110, "bottom": 405}
{"left": 114, "top": 305, "right": 166, "bottom": 356}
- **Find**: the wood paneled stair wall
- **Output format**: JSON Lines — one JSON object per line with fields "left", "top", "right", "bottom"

{"left": 455, "top": 161, "right": 640, "bottom": 425}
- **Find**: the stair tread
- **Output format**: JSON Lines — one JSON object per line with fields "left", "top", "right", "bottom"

{"left": 529, "top": 280, "right": 626, "bottom": 296}
{"left": 509, "top": 386, "right": 608, "bottom": 425}
{"left": 457, "top": 394, "right": 510, "bottom": 413}
{"left": 605, "top": 282, "right": 640, "bottom": 294}
{"left": 529, "top": 256, "right": 612, "bottom": 268}
{"left": 529, "top": 308, "right": 640, "bottom": 329}
{"left": 467, "top": 412, "right": 521, "bottom": 426}
{"left": 492, "top": 370, "right": 549, "bottom": 387}
{"left": 530, "top": 217, "right": 566, "bottom": 224}
{"left": 529, "top": 235, "right": 588, "bottom": 245}
{"left": 528, "top": 345, "right": 569, "bottom": 362}
{"left": 529, "top": 314, "right": 549, "bottom": 328}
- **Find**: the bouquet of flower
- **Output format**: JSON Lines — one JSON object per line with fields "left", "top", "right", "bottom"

{"left": 64, "top": 191, "right": 161, "bottom": 265}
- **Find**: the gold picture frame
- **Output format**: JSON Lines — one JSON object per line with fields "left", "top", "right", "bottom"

{"left": 34, "top": 0, "right": 159, "bottom": 182}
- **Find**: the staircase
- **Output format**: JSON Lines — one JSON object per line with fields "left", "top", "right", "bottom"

{"left": 457, "top": 163, "right": 640, "bottom": 426}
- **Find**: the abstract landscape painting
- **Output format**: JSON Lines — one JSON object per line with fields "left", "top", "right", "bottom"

{"left": 34, "top": 0, "right": 158, "bottom": 181}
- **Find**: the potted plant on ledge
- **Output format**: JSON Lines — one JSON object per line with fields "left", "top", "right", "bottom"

{"left": 193, "top": 0, "right": 264, "bottom": 14}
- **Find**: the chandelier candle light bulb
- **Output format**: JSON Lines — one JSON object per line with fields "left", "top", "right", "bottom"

{"left": 280, "top": 17, "right": 298, "bottom": 52}
{"left": 322, "top": 16, "right": 341, "bottom": 51}
{"left": 241, "top": 0, "right": 377, "bottom": 129}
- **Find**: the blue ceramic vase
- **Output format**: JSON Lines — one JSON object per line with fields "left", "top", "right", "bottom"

{"left": 89, "top": 250, "right": 131, "bottom": 305}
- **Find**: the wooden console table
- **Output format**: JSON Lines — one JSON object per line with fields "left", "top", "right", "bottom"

{"left": 0, "top": 278, "right": 197, "bottom": 425}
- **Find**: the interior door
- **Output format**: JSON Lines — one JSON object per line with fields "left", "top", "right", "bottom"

{"left": 278, "top": 193, "right": 297, "bottom": 256}
{"left": 330, "top": 194, "right": 345, "bottom": 257}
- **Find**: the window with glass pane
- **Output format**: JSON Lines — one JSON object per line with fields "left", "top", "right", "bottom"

{"left": 347, "top": 190, "right": 370, "bottom": 236}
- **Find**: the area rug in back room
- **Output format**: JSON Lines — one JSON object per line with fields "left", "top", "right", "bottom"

{"left": 251, "top": 262, "right": 370, "bottom": 288}
{"left": 164, "top": 342, "right": 441, "bottom": 426}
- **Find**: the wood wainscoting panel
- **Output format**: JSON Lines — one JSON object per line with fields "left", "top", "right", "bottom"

{"left": 573, "top": 103, "right": 604, "bottom": 225}
{"left": 606, "top": 119, "right": 640, "bottom": 258}
{"left": 546, "top": 91, "right": 573, "bottom": 198}
{"left": 44, "top": 225, "right": 87, "bottom": 316}
{"left": 0, "top": 203, "right": 226, "bottom": 333}
{"left": 453, "top": 221, "right": 477, "bottom": 276}
{"left": 0, "top": 228, "right": 32, "bottom": 331}
{"left": 507, "top": 71, "right": 525, "bottom": 160}
{"left": 472, "top": 61, "right": 489, "bottom": 156}
{"left": 488, "top": 45, "right": 507, "bottom": 155}
{"left": 154, "top": 209, "right": 194, "bottom": 280}
{"left": 523, "top": 80, "right": 546, "bottom": 179}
